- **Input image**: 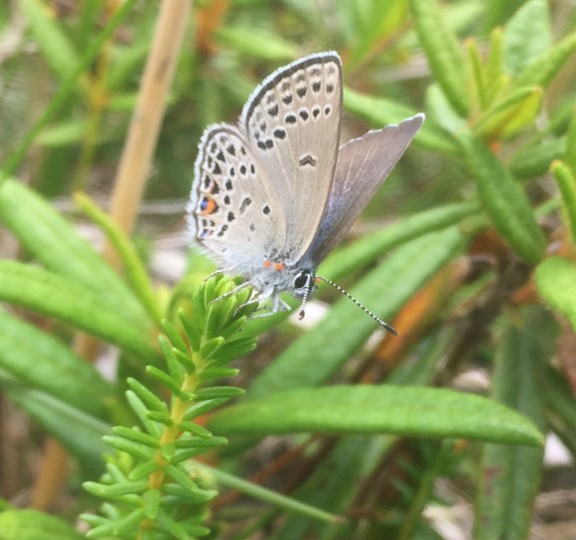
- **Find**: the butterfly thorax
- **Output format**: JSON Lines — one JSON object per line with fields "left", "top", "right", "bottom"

{"left": 247, "top": 259, "right": 315, "bottom": 299}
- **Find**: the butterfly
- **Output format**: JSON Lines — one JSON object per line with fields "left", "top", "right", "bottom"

{"left": 187, "top": 51, "right": 423, "bottom": 332}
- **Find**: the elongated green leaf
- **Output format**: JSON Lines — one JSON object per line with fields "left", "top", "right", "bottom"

{"left": 467, "top": 38, "right": 486, "bottom": 111}
{"left": 474, "top": 308, "right": 550, "bottom": 539}
{"left": 565, "top": 107, "right": 576, "bottom": 173}
{"left": 485, "top": 28, "right": 505, "bottom": 105}
{"left": 0, "top": 261, "right": 157, "bottom": 363}
{"left": 551, "top": 160, "right": 576, "bottom": 243}
{"left": 473, "top": 86, "right": 542, "bottom": 140}
{"left": 0, "top": 179, "right": 151, "bottom": 329}
{"left": 210, "top": 385, "right": 542, "bottom": 445}
{"left": 515, "top": 31, "right": 576, "bottom": 89}
{"left": 409, "top": 0, "right": 468, "bottom": 116}
{"left": 36, "top": 119, "right": 88, "bottom": 146}
{"left": 216, "top": 27, "right": 297, "bottom": 60}
{"left": 344, "top": 1, "right": 409, "bottom": 65}
{"left": 248, "top": 228, "right": 465, "bottom": 398}
{"left": 0, "top": 307, "right": 113, "bottom": 417}
{"left": 344, "top": 87, "right": 459, "bottom": 154}
{"left": 0, "top": 509, "right": 83, "bottom": 540}
{"left": 543, "top": 366, "right": 576, "bottom": 457}
{"left": 4, "top": 384, "right": 110, "bottom": 470}
{"left": 503, "top": 0, "right": 552, "bottom": 75}
{"left": 319, "top": 201, "right": 479, "bottom": 281}
{"left": 461, "top": 135, "right": 546, "bottom": 264}
{"left": 20, "top": 0, "right": 80, "bottom": 81}
{"left": 425, "top": 82, "right": 469, "bottom": 134}
{"left": 195, "top": 463, "right": 343, "bottom": 524}
{"left": 535, "top": 257, "right": 576, "bottom": 331}
{"left": 484, "top": 0, "right": 527, "bottom": 29}
{"left": 509, "top": 137, "right": 565, "bottom": 179}
{"left": 75, "top": 193, "right": 162, "bottom": 324}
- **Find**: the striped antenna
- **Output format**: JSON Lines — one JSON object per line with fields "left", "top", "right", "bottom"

{"left": 315, "top": 275, "right": 398, "bottom": 335}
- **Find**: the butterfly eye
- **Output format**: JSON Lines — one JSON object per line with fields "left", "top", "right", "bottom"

{"left": 293, "top": 272, "right": 310, "bottom": 290}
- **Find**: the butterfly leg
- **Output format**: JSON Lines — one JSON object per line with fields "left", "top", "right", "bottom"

{"left": 203, "top": 268, "right": 224, "bottom": 282}
{"left": 209, "top": 280, "right": 252, "bottom": 304}
{"left": 245, "top": 290, "right": 291, "bottom": 320}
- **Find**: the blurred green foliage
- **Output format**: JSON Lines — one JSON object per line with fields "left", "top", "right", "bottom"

{"left": 1, "top": 0, "right": 576, "bottom": 539}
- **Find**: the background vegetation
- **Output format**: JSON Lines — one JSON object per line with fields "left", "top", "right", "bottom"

{"left": 0, "top": 0, "right": 575, "bottom": 538}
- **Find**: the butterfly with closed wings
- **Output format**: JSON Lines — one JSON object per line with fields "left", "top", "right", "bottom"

{"left": 187, "top": 51, "right": 424, "bottom": 334}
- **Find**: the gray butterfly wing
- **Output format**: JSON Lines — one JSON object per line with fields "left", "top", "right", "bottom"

{"left": 240, "top": 51, "right": 342, "bottom": 263}
{"left": 187, "top": 124, "right": 286, "bottom": 273}
{"left": 304, "top": 114, "right": 424, "bottom": 265}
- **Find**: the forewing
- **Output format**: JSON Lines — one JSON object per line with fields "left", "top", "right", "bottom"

{"left": 240, "top": 52, "right": 342, "bottom": 262}
{"left": 187, "top": 125, "right": 286, "bottom": 273}
{"left": 304, "top": 114, "right": 424, "bottom": 264}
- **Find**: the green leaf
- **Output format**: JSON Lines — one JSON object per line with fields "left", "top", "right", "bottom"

{"left": 543, "top": 366, "right": 576, "bottom": 457}
{"left": 183, "top": 399, "right": 229, "bottom": 420}
{"left": 485, "top": 28, "right": 506, "bottom": 105}
{"left": 112, "top": 426, "right": 159, "bottom": 448}
{"left": 508, "top": 137, "right": 566, "bottom": 179}
{"left": 409, "top": 0, "right": 468, "bottom": 116}
{"left": 210, "top": 385, "right": 543, "bottom": 445}
{"left": 75, "top": 193, "right": 162, "bottom": 324}
{"left": 194, "top": 462, "right": 343, "bottom": 524}
{"left": 565, "top": 107, "right": 576, "bottom": 173}
{"left": 515, "top": 31, "right": 576, "bottom": 89}
{"left": 84, "top": 479, "right": 149, "bottom": 497}
{"left": 215, "top": 27, "right": 297, "bottom": 61}
{"left": 551, "top": 160, "right": 576, "bottom": 243}
{"left": 146, "top": 365, "right": 182, "bottom": 395}
{"left": 36, "top": 119, "right": 88, "bottom": 146}
{"left": 103, "top": 435, "right": 154, "bottom": 460}
{"left": 0, "top": 509, "right": 83, "bottom": 540}
{"left": 460, "top": 135, "right": 546, "bottom": 264}
{"left": 0, "top": 261, "right": 157, "bottom": 363}
{"left": 425, "top": 82, "right": 469, "bottom": 134}
{"left": 0, "top": 307, "right": 113, "bottom": 417}
{"left": 344, "top": 0, "right": 409, "bottom": 65}
{"left": 535, "top": 257, "right": 576, "bottom": 332}
{"left": 194, "top": 386, "right": 244, "bottom": 400}
{"left": 473, "top": 86, "right": 542, "bottom": 140}
{"left": 126, "top": 377, "right": 169, "bottom": 414}
{"left": 344, "top": 87, "right": 459, "bottom": 154}
{"left": 4, "top": 385, "right": 109, "bottom": 469}
{"left": 503, "top": 0, "right": 552, "bottom": 75}
{"left": 0, "top": 179, "right": 151, "bottom": 329}
{"left": 466, "top": 38, "right": 486, "bottom": 111}
{"left": 174, "top": 436, "right": 227, "bottom": 449}
{"left": 319, "top": 201, "right": 479, "bottom": 282}
{"left": 106, "top": 40, "right": 150, "bottom": 91}
{"left": 20, "top": 0, "right": 80, "bottom": 81}
{"left": 474, "top": 308, "right": 549, "bottom": 538}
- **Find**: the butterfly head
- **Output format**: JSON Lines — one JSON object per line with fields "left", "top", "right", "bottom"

{"left": 256, "top": 259, "right": 316, "bottom": 298}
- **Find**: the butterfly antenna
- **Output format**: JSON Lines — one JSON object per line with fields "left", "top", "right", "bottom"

{"left": 297, "top": 273, "right": 315, "bottom": 321}
{"left": 315, "top": 275, "right": 398, "bottom": 335}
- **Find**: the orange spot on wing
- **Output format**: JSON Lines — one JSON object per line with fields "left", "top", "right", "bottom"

{"left": 262, "top": 260, "right": 285, "bottom": 271}
{"left": 202, "top": 197, "right": 218, "bottom": 215}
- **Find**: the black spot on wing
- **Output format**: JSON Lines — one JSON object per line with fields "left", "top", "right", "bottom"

{"left": 299, "top": 154, "right": 317, "bottom": 168}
